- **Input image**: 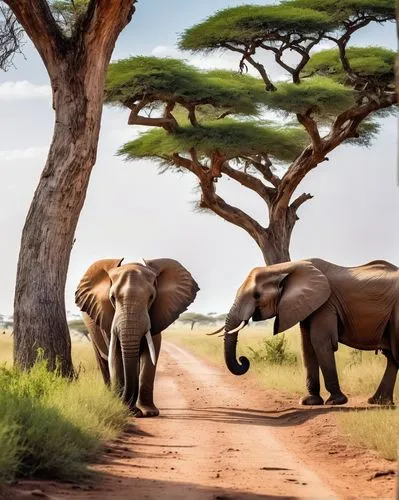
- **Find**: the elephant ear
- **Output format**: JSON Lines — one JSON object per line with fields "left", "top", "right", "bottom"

{"left": 275, "top": 261, "right": 331, "bottom": 334}
{"left": 144, "top": 258, "right": 199, "bottom": 335}
{"left": 75, "top": 258, "right": 124, "bottom": 332}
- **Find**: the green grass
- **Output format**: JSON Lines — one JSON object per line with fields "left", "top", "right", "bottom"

{"left": 0, "top": 335, "right": 128, "bottom": 484}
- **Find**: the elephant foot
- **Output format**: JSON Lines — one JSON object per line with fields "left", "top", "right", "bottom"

{"left": 130, "top": 405, "right": 144, "bottom": 417}
{"left": 136, "top": 402, "right": 160, "bottom": 418}
{"left": 367, "top": 394, "right": 395, "bottom": 406}
{"left": 300, "top": 394, "right": 324, "bottom": 406}
{"left": 325, "top": 392, "right": 348, "bottom": 405}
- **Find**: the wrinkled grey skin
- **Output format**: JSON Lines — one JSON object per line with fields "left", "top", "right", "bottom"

{"left": 223, "top": 259, "right": 399, "bottom": 406}
{"left": 76, "top": 258, "right": 199, "bottom": 417}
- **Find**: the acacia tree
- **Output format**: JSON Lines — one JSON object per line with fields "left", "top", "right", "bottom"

{"left": 107, "top": 36, "right": 395, "bottom": 263}
{"left": 175, "top": 0, "right": 396, "bottom": 261}
{"left": 1, "top": 0, "right": 137, "bottom": 374}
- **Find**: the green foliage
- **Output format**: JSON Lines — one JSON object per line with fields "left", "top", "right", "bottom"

{"left": 265, "top": 77, "right": 356, "bottom": 116}
{"left": 119, "top": 120, "right": 308, "bottom": 163}
{"left": 304, "top": 47, "right": 395, "bottom": 85}
{"left": 0, "top": 360, "right": 128, "bottom": 483}
{"left": 180, "top": 1, "right": 394, "bottom": 51}
{"left": 285, "top": 0, "right": 395, "bottom": 23}
{"left": 105, "top": 57, "right": 266, "bottom": 115}
{"left": 247, "top": 335, "right": 297, "bottom": 365}
{"left": 51, "top": 0, "right": 89, "bottom": 32}
{"left": 179, "top": 4, "right": 333, "bottom": 51}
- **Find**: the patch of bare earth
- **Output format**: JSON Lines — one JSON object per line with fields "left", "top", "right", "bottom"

{"left": 8, "top": 341, "right": 396, "bottom": 500}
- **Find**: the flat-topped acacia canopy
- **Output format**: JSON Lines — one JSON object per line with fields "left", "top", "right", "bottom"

{"left": 105, "top": 57, "right": 267, "bottom": 115}
{"left": 118, "top": 120, "right": 308, "bottom": 163}
{"left": 179, "top": 4, "right": 333, "bottom": 50}
{"left": 304, "top": 46, "right": 395, "bottom": 86}
{"left": 179, "top": 0, "right": 394, "bottom": 51}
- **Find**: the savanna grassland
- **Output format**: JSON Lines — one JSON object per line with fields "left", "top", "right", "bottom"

{"left": 167, "top": 323, "right": 399, "bottom": 461}
{"left": 0, "top": 332, "right": 128, "bottom": 485}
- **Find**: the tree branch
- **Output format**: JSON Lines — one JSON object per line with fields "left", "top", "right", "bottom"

{"left": 4, "top": 0, "right": 66, "bottom": 66}
{"left": 223, "top": 42, "right": 276, "bottom": 91}
{"left": 80, "top": 0, "right": 136, "bottom": 46}
{"left": 221, "top": 161, "right": 275, "bottom": 208}
{"left": 290, "top": 192, "right": 313, "bottom": 212}
{"left": 170, "top": 151, "right": 266, "bottom": 241}
{"left": 297, "top": 111, "right": 323, "bottom": 154}
{"left": 274, "top": 91, "right": 397, "bottom": 214}
{"left": 331, "top": 93, "right": 396, "bottom": 139}
{"left": 128, "top": 99, "right": 178, "bottom": 131}
{"left": 0, "top": 4, "right": 24, "bottom": 70}
{"left": 199, "top": 174, "right": 266, "bottom": 241}
{"left": 242, "top": 155, "right": 281, "bottom": 187}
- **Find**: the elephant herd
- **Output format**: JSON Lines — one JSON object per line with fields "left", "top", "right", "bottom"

{"left": 75, "top": 257, "right": 399, "bottom": 417}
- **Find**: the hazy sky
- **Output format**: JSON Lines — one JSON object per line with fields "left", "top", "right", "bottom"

{"left": 0, "top": 1, "right": 397, "bottom": 317}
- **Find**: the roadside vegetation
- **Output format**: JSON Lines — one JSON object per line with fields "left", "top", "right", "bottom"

{"left": 0, "top": 334, "right": 128, "bottom": 484}
{"left": 167, "top": 324, "right": 399, "bottom": 460}
{"left": 336, "top": 409, "right": 398, "bottom": 460}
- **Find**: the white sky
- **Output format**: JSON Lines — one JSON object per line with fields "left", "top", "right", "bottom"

{"left": 0, "top": 1, "right": 397, "bottom": 317}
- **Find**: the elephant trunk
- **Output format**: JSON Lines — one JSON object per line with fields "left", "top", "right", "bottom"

{"left": 117, "top": 310, "right": 147, "bottom": 410}
{"left": 120, "top": 337, "right": 141, "bottom": 409}
{"left": 224, "top": 331, "right": 250, "bottom": 375}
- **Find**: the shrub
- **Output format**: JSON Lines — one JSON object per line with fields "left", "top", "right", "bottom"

{"left": 247, "top": 334, "right": 297, "bottom": 365}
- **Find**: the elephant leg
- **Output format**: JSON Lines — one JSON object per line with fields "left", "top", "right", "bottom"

{"left": 310, "top": 309, "right": 348, "bottom": 405}
{"left": 136, "top": 333, "right": 162, "bottom": 417}
{"left": 368, "top": 351, "right": 397, "bottom": 406}
{"left": 108, "top": 333, "right": 124, "bottom": 396}
{"left": 300, "top": 322, "right": 324, "bottom": 406}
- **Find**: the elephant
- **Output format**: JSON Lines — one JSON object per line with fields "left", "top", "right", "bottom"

{"left": 75, "top": 257, "right": 199, "bottom": 417}
{"left": 218, "top": 258, "right": 399, "bottom": 406}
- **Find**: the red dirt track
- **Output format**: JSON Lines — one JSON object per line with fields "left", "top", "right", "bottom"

{"left": 8, "top": 341, "right": 397, "bottom": 500}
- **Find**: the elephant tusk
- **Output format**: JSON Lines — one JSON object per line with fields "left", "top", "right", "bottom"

{"left": 226, "top": 320, "right": 249, "bottom": 335}
{"left": 206, "top": 325, "right": 225, "bottom": 336}
{"left": 145, "top": 331, "right": 156, "bottom": 365}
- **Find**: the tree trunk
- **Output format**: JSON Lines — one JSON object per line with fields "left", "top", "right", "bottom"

{"left": 13, "top": 58, "right": 105, "bottom": 375}
{"left": 256, "top": 210, "right": 295, "bottom": 265}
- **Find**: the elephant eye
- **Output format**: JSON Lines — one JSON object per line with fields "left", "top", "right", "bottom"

{"left": 253, "top": 291, "right": 261, "bottom": 300}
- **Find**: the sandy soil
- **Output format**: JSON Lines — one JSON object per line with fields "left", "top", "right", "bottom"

{"left": 8, "top": 341, "right": 397, "bottom": 500}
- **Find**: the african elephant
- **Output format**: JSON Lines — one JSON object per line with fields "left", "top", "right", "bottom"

{"left": 219, "top": 258, "right": 399, "bottom": 406}
{"left": 75, "top": 258, "right": 199, "bottom": 417}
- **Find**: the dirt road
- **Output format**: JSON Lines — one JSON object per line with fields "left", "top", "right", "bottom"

{"left": 12, "top": 341, "right": 396, "bottom": 500}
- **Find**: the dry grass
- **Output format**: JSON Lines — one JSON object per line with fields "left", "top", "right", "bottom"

{"left": 166, "top": 324, "right": 398, "bottom": 399}
{"left": 336, "top": 409, "right": 399, "bottom": 460}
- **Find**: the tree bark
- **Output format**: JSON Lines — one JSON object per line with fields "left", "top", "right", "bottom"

{"left": 11, "top": 0, "right": 136, "bottom": 375}
{"left": 257, "top": 211, "right": 294, "bottom": 265}
{"left": 14, "top": 64, "right": 100, "bottom": 374}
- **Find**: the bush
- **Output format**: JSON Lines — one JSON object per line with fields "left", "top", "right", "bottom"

{"left": 0, "top": 359, "right": 128, "bottom": 483}
{"left": 247, "top": 334, "right": 297, "bottom": 365}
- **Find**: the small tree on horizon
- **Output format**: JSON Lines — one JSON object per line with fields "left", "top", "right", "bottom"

{"left": 179, "top": 312, "right": 227, "bottom": 330}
